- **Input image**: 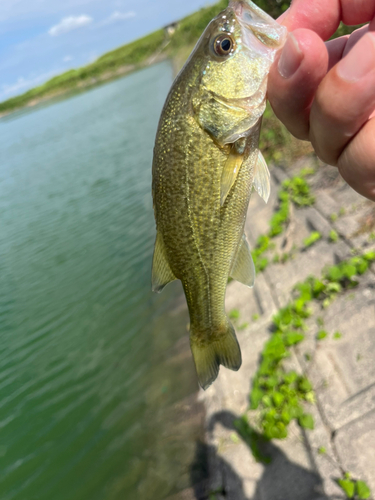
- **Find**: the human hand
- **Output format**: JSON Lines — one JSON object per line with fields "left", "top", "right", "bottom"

{"left": 268, "top": 0, "right": 375, "bottom": 201}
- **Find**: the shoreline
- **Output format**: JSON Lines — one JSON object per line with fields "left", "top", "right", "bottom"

{"left": 0, "top": 54, "right": 169, "bottom": 120}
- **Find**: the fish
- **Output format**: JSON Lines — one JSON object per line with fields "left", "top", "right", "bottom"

{"left": 152, "top": 0, "right": 287, "bottom": 390}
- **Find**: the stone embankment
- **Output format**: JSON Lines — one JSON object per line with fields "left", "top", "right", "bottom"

{"left": 168, "top": 156, "right": 375, "bottom": 500}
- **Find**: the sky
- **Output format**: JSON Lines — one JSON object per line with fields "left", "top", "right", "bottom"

{"left": 0, "top": 0, "right": 216, "bottom": 102}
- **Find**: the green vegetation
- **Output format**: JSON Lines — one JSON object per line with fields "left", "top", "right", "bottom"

{"left": 318, "top": 446, "right": 326, "bottom": 455}
{"left": 229, "top": 308, "right": 240, "bottom": 320}
{"left": 304, "top": 231, "right": 322, "bottom": 248}
{"left": 239, "top": 322, "right": 249, "bottom": 330}
{"left": 330, "top": 213, "right": 338, "bottom": 222}
{"left": 338, "top": 473, "right": 371, "bottom": 499}
{"left": 252, "top": 171, "right": 315, "bottom": 271}
{"left": 316, "top": 330, "right": 328, "bottom": 340}
{"left": 329, "top": 229, "right": 339, "bottom": 242}
{"left": 0, "top": 0, "right": 363, "bottom": 118}
{"left": 246, "top": 250, "right": 375, "bottom": 442}
{"left": 333, "top": 331, "right": 342, "bottom": 339}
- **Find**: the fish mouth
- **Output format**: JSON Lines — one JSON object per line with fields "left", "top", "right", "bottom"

{"left": 229, "top": 0, "right": 287, "bottom": 51}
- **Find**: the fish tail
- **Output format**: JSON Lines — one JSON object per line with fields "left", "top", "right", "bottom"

{"left": 190, "top": 319, "right": 242, "bottom": 390}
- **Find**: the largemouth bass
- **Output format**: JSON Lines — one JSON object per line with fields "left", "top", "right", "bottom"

{"left": 152, "top": 0, "right": 286, "bottom": 389}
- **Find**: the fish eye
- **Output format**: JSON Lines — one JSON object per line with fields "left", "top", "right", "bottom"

{"left": 213, "top": 34, "right": 235, "bottom": 57}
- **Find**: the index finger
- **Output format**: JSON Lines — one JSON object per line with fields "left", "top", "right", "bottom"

{"left": 279, "top": 0, "right": 375, "bottom": 40}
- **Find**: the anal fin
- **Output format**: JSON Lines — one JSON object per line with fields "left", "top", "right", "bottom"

{"left": 230, "top": 234, "right": 255, "bottom": 288}
{"left": 152, "top": 232, "right": 176, "bottom": 293}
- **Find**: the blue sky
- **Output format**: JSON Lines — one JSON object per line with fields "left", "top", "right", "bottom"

{"left": 0, "top": 0, "right": 215, "bottom": 102}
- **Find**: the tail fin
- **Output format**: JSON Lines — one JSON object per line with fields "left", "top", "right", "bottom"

{"left": 190, "top": 321, "right": 242, "bottom": 390}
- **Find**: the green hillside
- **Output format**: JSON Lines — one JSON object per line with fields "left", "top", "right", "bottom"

{"left": 0, "top": 0, "right": 360, "bottom": 116}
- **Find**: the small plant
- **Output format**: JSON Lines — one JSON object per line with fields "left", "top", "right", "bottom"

{"left": 316, "top": 317, "right": 324, "bottom": 327}
{"left": 283, "top": 176, "right": 315, "bottom": 207}
{"left": 304, "top": 231, "right": 322, "bottom": 248}
{"left": 316, "top": 330, "right": 328, "bottom": 340}
{"left": 252, "top": 170, "right": 316, "bottom": 271}
{"left": 333, "top": 331, "right": 342, "bottom": 339}
{"left": 258, "top": 257, "right": 269, "bottom": 272}
{"left": 330, "top": 213, "right": 338, "bottom": 222}
{"left": 329, "top": 229, "right": 339, "bottom": 242}
{"left": 299, "top": 166, "right": 315, "bottom": 177}
{"left": 239, "top": 322, "right": 249, "bottom": 330}
{"left": 337, "top": 472, "right": 371, "bottom": 499}
{"left": 252, "top": 313, "right": 260, "bottom": 321}
{"left": 229, "top": 309, "right": 240, "bottom": 320}
{"left": 234, "top": 416, "right": 271, "bottom": 464}
{"left": 318, "top": 446, "right": 326, "bottom": 455}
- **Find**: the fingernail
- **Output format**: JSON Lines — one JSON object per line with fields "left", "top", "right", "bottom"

{"left": 337, "top": 32, "right": 375, "bottom": 82}
{"left": 278, "top": 33, "right": 304, "bottom": 79}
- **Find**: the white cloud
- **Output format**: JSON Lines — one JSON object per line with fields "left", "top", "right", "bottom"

{"left": 63, "top": 55, "right": 73, "bottom": 62}
{"left": 48, "top": 15, "right": 93, "bottom": 36}
{"left": 100, "top": 11, "right": 136, "bottom": 25}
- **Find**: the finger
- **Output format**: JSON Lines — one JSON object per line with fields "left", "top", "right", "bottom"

{"left": 326, "top": 26, "right": 370, "bottom": 70}
{"left": 279, "top": 0, "right": 375, "bottom": 40}
{"left": 338, "top": 118, "right": 375, "bottom": 201}
{"left": 309, "top": 32, "right": 375, "bottom": 166}
{"left": 326, "top": 36, "right": 349, "bottom": 71}
{"left": 342, "top": 25, "right": 369, "bottom": 57}
{"left": 268, "top": 29, "right": 328, "bottom": 140}
{"left": 341, "top": 0, "right": 375, "bottom": 25}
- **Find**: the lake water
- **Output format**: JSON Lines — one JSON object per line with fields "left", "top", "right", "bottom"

{"left": 0, "top": 62, "right": 203, "bottom": 500}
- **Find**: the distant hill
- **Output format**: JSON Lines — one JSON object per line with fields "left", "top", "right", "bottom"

{"left": 0, "top": 0, "right": 359, "bottom": 116}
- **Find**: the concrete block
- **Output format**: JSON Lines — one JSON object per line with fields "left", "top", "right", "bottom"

{"left": 335, "top": 410, "right": 375, "bottom": 494}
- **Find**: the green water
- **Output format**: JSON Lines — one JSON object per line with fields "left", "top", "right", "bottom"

{"left": 0, "top": 62, "right": 202, "bottom": 500}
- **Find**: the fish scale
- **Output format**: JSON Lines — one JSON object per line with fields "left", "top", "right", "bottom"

{"left": 152, "top": 0, "right": 287, "bottom": 389}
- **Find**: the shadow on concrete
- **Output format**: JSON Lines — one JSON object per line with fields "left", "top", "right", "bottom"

{"left": 190, "top": 439, "right": 246, "bottom": 500}
{"left": 190, "top": 410, "right": 328, "bottom": 500}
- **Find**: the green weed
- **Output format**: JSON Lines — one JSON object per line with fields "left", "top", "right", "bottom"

{"left": 337, "top": 473, "right": 371, "bottom": 499}
{"left": 329, "top": 229, "right": 339, "bottom": 242}
{"left": 229, "top": 309, "right": 240, "bottom": 321}
{"left": 247, "top": 251, "right": 375, "bottom": 443}
{"left": 304, "top": 231, "right": 322, "bottom": 248}
{"left": 316, "top": 330, "right": 328, "bottom": 340}
{"left": 252, "top": 171, "right": 315, "bottom": 271}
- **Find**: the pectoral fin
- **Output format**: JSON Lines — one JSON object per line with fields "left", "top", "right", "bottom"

{"left": 220, "top": 141, "right": 245, "bottom": 206}
{"left": 253, "top": 151, "right": 270, "bottom": 203}
{"left": 230, "top": 234, "right": 255, "bottom": 288}
{"left": 152, "top": 232, "right": 176, "bottom": 293}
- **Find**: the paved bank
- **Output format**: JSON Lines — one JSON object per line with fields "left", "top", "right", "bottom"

{"left": 168, "top": 156, "right": 375, "bottom": 500}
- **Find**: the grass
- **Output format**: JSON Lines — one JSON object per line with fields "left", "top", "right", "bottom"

{"left": 251, "top": 169, "right": 316, "bottom": 272}
{"left": 246, "top": 250, "right": 375, "bottom": 441}
{"left": 0, "top": 0, "right": 363, "bottom": 117}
